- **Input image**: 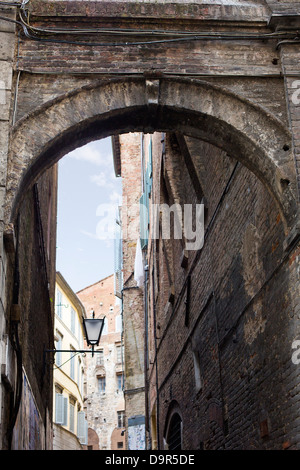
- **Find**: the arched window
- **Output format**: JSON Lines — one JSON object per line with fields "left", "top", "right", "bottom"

{"left": 166, "top": 413, "right": 182, "bottom": 450}
{"left": 164, "top": 402, "right": 183, "bottom": 450}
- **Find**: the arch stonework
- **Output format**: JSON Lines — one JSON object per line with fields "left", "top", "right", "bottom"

{"left": 5, "top": 77, "right": 298, "bottom": 231}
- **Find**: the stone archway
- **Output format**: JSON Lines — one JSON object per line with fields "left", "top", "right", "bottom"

{"left": 5, "top": 77, "right": 298, "bottom": 231}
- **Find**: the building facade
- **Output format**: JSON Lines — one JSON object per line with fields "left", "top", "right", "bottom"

{"left": 113, "top": 130, "right": 300, "bottom": 450}
{"left": 77, "top": 275, "right": 125, "bottom": 451}
{"left": 1, "top": 165, "right": 58, "bottom": 450}
{"left": 113, "top": 134, "right": 147, "bottom": 450}
{"left": 52, "top": 272, "right": 88, "bottom": 450}
{"left": 0, "top": 0, "right": 299, "bottom": 450}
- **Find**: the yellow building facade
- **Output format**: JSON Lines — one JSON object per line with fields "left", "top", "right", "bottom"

{"left": 53, "top": 272, "right": 88, "bottom": 450}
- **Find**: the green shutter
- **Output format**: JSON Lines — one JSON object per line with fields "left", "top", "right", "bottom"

{"left": 140, "top": 192, "right": 148, "bottom": 249}
{"left": 140, "top": 138, "right": 153, "bottom": 250}
{"left": 114, "top": 212, "right": 123, "bottom": 298}
{"left": 78, "top": 411, "right": 87, "bottom": 444}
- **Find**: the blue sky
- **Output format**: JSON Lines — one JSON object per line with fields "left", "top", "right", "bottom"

{"left": 56, "top": 137, "right": 122, "bottom": 293}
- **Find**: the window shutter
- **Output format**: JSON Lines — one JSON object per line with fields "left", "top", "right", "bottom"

{"left": 78, "top": 411, "right": 87, "bottom": 444}
{"left": 140, "top": 140, "right": 153, "bottom": 250}
{"left": 55, "top": 393, "right": 68, "bottom": 426}
{"left": 63, "top": 397, "right": 68, "bottom": 426}
{"left": 71, "top": 307, "right": 76, "bottom": 334}
{"left": 56, "top": 289, "right": 62, "bottom": 318}
{"left": 140, "top": 192, "right": 148, "bottom": 249}
{"left": 55, "top": 393, "right": 64, "bottom": 424}
{"left": 69, "top": 403, "right": 75, "bottom": 432}
{"left": 70, "top": 351, "right": 75, "bottom": 380}
{"left": 85, "top": 419, "right": 88, "bottom": 446}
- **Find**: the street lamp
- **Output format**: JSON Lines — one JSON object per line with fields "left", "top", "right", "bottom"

{"left": 44, "top": 314, "right": 106, "bottom": 371}
{"left": 82, "top": 312, "right": 105, "bottom": 357}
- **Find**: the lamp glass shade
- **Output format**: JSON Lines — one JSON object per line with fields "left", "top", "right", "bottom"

{"left": 83, "top": 317, "right": 105, "bottom": 346}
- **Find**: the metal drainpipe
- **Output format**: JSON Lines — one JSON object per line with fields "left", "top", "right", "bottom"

{"left": 6, "top": 216, "right": 23, "bottom": 450}
{"left": 212, "top": 291, "right": 226, "bottom": 449}
{"left": 151, "top": 247, "right": 160, "bottom": 450}
{"left": 144, "top": 261, "right": 150, "bottom": 449}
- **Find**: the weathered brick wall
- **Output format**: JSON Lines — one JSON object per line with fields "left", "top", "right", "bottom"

{"left": 2, "top": 165, "right": 57, "bottom": 450}
{"left": 0, "top": 5, "right": 16, "bottom": 448}
{"left": 280, "top": 45, "right": 300, "bottom": 197}
{"left": 6, "top": 0, "right": 298, "bottom": 228}
{"left": 77, "top": 275, "right": 125, "bottom": 451}
{"left": 146, "top": 132, "right": 300, "bottom": 450}
{"left": 11, "top": 0, "right": 292, "bottom": 135}
{"left": 118, "top": 133, "right": 147, "bottom": 449}
{"left": 5, "top": 0, "right": 298, "bottom": 223}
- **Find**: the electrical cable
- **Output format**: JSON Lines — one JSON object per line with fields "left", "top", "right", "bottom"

{"left": 0, "top": 1, "right": 23, "bottom": 6}
{"left": 19, "top": 7, "right": 296, "bottom": 42}
{"left": 0, "top": 0, "right": 298, "bottom": 45}
{"left": 276, "top": 39, "right": 300, "bottom": 49}
{"left": 17, "top": 25, "right": 300, "bottom": 49}
{"left": 16, "top": 3, "right": 300, "bottom": 41}
{"left": 18, "top": 9, "right": 295, "bottom": 39}
{"left": 0, "top": 14, "right": 22, "bottom": 26}
{"left": 0, "top": 5, "right": 298, "bottom": 48}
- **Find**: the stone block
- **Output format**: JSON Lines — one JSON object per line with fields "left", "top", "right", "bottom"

{"left": 0, "top": 8, "right": 16, "bottom": 34}
{"left": 0, "top": 60, "right": 12, "bottom": 90}
{"left": 0, "top": 122, "right": 9, "bottom": 186}
{"left": 0, "top": 187, "right": 5, "bottom": 221}
{"left": 0, "top": 32, "right": 15, "bottom": 62}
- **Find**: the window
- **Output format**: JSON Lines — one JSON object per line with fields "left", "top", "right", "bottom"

{"left": 55, "top": 332, "right": 63, "bottom": 367}
{"left": 166, "top": 413, "right": 182, "bottom": 450}
{"left": 77, "top": 411, "right": 88, "bottom": 445}
{"left": 102, "top": 317, "right": 108, "bottom": 336}
{"left": 96, "top": 349, "right": 104, "bottom": 366}
{"left": 117, "top": 442, "right": 124, "bottom": 449}
{"left": 70, "top": 347, "right": 76, "bottom": 381}
{"left": 69, "top": 400, "right": 75, "bottom": 433}
{"left": 55, "top": 392, "right": 67, "bottom": 426}
{"left": 118, "top": 411, "right": 125, "bottom": 428}
{"left": 56, "top": 289, "right": 63, "bottom": 318}
{"left": 81, "top": 368, "right": 84, "bottom": 396}
{"left": 193, "top": 350, "right": 202, "bottom": 392}
{"left": 117, "top": 373, "right": 124, "bottom": 391}
{"left": 116, "top": 344, "right": 123, "bottom": 364}
{"left": 77, "top": 358, "right": 80, "bottom": 387}
{"left": 98, "top": 376, "right": 106, "bottom": 394}
{"left": 70, "top": 307, "right": 76, "bottom": 335}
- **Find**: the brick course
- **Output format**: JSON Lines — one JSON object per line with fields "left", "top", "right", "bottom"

{"left": 144, "top": 132, "right": 300, "bottom": 449}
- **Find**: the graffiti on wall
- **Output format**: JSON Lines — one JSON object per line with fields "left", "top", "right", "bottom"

{"left": 128, "top": 415, "right": 146, "bottom": 450}
{"left": 12, "top": 369, "right": 45, "bottom": 450}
